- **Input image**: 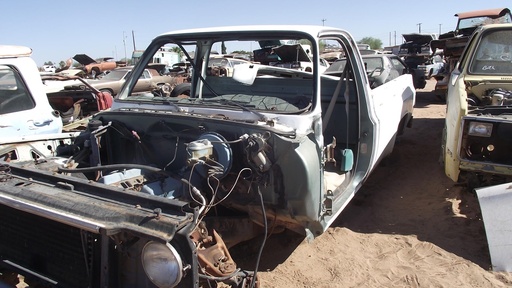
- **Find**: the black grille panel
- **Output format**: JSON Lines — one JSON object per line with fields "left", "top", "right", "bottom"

{"left": 0, "top": 205, "right": 99, "bottom": 287}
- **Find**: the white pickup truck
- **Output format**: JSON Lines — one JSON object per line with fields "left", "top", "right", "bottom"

{"left": 0, "top": 26, "right": 415, "bottom": 288}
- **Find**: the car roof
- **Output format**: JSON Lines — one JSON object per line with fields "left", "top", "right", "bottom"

{"left": 478, "top": 23, "right": 512, "bottom": 31}
{"left": 0, "top": 45, "right": 32, "bottom": 58}
{"left": 156, "top": 25, "right": 350, "bottom": 41}
{"left": 455, "top": 8, "right": 510, "bottom": 20}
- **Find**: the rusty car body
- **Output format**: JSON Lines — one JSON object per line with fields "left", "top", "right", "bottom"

{"left": 85, "top": 67, "right": 178, "bottom": 96}
{"left": 73, "top": 54, "right": 126, "bottom": 78}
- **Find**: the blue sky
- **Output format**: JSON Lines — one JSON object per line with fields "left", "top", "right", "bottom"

{"left": 1, "top": 1, "right": 508, "bottom": 66}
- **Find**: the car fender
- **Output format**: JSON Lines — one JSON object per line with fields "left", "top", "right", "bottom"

{"left": 444, "top": 72, "right": 467, "bottom": 182}
{"left": 368, "top": 74, "right": 415, "bottom": 168}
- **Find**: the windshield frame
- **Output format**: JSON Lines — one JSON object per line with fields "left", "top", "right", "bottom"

{"left": 116, "top": 29, "right": 325, "bottom": 115}
{"left": 468, "top": 27, "right": 512, "bottom": 75}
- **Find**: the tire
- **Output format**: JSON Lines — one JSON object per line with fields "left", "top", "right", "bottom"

{"left": 170, "top": 83, "right": 191, "bottom": 97}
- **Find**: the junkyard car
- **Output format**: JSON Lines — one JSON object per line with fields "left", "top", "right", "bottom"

{"left": 325, "top": 53, "right": 425, "bottom": 90}
{"left": 0, "top": 26, "right": 415, "bottom": 287}
{"left": 0, "top": 45, "right": 62, "bottom": 137}
{"left": 418, "top": 53, "right": 445, "bottom": 78}
{"left": 73, "top": 54, "right": 125, "bottom": 78}
{"left": 208, "top": 56, "right": 252, "bottom": 77}
{"left": 431, "top": 8, "right": 512, "bottom": 99}
{"left": 85, "top": 67, "right": 177, "bottom": 95}
{"left": 254, "top": 42, "right": 329, "bottom": 73}
{"left": 42, "top": 74, "right": 113, "bottom": 128}
{"left": 42, "top": 64, "right": 57, "bottom": 73}
{"left": 398, "top": 33, "right": 435, "bottom": 71}
{"left": 0, "top": 47, "right": 72, "bottom": 163}
{"left": 443, "top": 23, "right": 512, "bottom": 188}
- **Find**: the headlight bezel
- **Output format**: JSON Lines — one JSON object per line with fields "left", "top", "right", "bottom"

{"left": 141, "top": 241, "right": 183, "bottom": 288}
{"left": 467, "top": 121, "right": 493, "bottom": 137}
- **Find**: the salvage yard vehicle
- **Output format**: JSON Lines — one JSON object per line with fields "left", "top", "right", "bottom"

{"left": 325, "top": 53, "right": 425, "bottom": 90}
{"left": 254, "top": 42, "right": 330, "bottom": 73}
{"left": 208, "top": 56, "right": 252, "bottom": 77}
{"left": 431, "top": 8, "right": 512, "bottom": 99}
{"left": 0, "top": 46, "right": 74, "bottom": 163}
{"left": 85, "top": 66, "right": 179, "bottom": 96}
{"left": 443, "top": 23, "right": 512, "bottom": 188}
{"left": 73, "top": 54, "right": 126, "bottom": 78}
{"left": 398, "top": 33, "right": 436, "bottom": 71}
{"left": 42, "top": 74, "right": 113, "bottom": 129}
{"left": 0, "top": 25, "right": 415, "bottom": 288}
{"left": 417, "top": 52, "right": 445, "bottom": 79}
{"left": 0, "top": 45, "right": 63, "bottom": 137}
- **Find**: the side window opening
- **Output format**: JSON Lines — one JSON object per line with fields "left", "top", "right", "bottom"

{"left": 0, "top": 65, "right": 35, "bottom": 115}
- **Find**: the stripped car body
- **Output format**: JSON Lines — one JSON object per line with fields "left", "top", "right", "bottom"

{"left": 0, "top": 46, "right": 62, "bottom": 138}
{"left": 0, "top": 45, "right": 70, "bottom": 163}
{"left": 431, "top": 8, "right": 512, "bottom": 98}
{"left": 73, "top": 54, "right": 126, "bottom": 78}
{"left": 85, "top": 67, "right": 179, "bottom": 96}
{"left": 398, "top": 33, "right": 435, "bottom": 70}
{"left": 443, "top": 23, "right": 512, "bottom": 188}
{"left": 0, "top": 25, "right": 415, "bottom": 287}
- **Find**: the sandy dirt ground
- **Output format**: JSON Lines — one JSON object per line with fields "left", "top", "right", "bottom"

{"left": 231, "top": 80, "right": 512, "bottom": 288}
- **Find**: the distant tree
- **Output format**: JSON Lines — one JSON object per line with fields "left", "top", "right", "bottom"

{"left": 358, "top": 37, "right": 383, "bottom": 50}
{"left": 44, "top": 61, "right": 54, "bottom": 65}
{"left": 170, "top": 46, "right": 182, "bottom": 53}
{"left": 120, "top": 58, "right": 132, "bottom": 66}
{"left": 221, "top": 42, "right": 227, "bottom": 54}
{"left": 231, "top": 50, "right": 251, "bottom": 55}
{"left": 59, "top": 61, "right": 66, "bottom": 68}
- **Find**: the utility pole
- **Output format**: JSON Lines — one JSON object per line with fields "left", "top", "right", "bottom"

{"left": 322, "top": 19, "right": 326, "bottom": 26}
{"left": 123, "top": 31, "right": 127, "bottom": 62}
{"left": 417, "top": 23, "right": 422, "bottom": 33}
{"left": 439, "top": 24, "right": 442, "bottom": 36}
{"left": 132, "top": 30, "right": 136, "bottom": 51}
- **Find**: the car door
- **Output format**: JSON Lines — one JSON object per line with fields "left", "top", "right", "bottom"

{"left": 133, "top": 69, "right": 152, "bottom": 92}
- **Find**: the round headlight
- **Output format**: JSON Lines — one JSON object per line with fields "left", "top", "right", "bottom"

{"left": 142, "top": 241, "right": 183, "bottom": 288}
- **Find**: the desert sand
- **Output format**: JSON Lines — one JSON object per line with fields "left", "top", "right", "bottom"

{"left": 232, "top": 80, "right": 512, "bottom": 288}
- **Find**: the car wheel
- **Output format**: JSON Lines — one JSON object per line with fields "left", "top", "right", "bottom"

{"left": 170, "top": 83, "right": 191, "bottom": 97}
